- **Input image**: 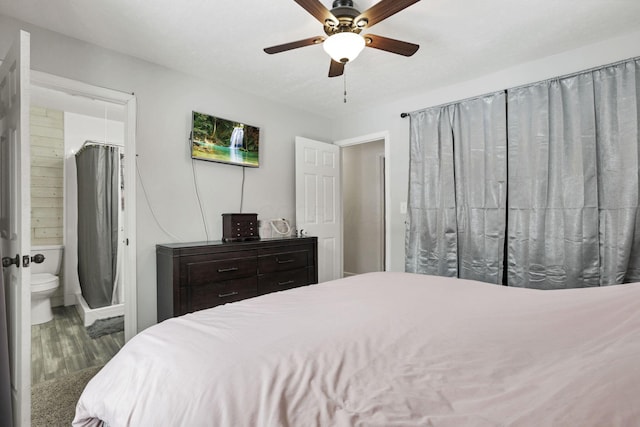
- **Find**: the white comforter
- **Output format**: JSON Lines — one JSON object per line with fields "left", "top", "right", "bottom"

{"left": 74, "top": 272, "right": 640, "bottom": 426}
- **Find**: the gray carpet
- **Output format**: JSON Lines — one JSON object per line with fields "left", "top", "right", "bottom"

{"left": 86, "top": 315, "right": 124, "bottom": 339}
{"left": 31, "top": 365, "right": 102, "bottom": 427}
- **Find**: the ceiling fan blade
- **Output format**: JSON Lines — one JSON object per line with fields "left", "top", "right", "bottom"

{"left": 356, "top": 0, "right": 421, "bottom": 28}
{"left": 328, "top": 60, "right": 345, "bottom": 78}
{"left": 264, "top": 36, "right": 325, "bottom": 54}
{"left": 363, "top": 34, "right": 419, "bottom": 56}
{"left": 294, "top": 0, "right": 338, "bottom": 25}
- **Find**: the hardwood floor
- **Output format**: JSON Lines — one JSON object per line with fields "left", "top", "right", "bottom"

{"left": 31, "top": 305, "right": 124, "bottom": 385}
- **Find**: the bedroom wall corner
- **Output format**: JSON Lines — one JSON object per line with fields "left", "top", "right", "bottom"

{"left": 329, "top": 29, "right": 640, "bottom": 273}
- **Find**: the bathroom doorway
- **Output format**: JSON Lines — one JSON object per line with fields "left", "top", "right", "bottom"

{"left": 28, "top": 73, "right": 137, "bottom": 413}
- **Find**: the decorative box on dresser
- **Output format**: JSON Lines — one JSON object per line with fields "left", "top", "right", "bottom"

{"left": 156, "top": 236, "right": 317, "bottom": 321}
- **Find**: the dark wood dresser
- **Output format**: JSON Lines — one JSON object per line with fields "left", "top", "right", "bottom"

{"left": 156, "top": 237, "right": 317, "bottom": 321}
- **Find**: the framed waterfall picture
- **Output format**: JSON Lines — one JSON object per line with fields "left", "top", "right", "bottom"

{"left": 191, "top": 111, "right": 260, "bottom": 167}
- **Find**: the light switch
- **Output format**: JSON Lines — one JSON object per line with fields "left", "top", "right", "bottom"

{"left": 400, "top": 202, "right": 407, "bottom": 214}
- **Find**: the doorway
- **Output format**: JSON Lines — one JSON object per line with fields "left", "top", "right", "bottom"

{"left": 342, "top": 141, "right": 385, "bottom": 275}
{"left": 31, "top": 71, "right": 137, "bottom": 340}
{"left": 29, "top": 85, "right": 125, "bottom": 385}
{"left": 336, "top": 132, "right": 390, "bottom": 277}
{"left": 28, "top": 72, "right": 137, "bottom": 421}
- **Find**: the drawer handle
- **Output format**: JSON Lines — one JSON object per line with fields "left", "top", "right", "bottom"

{"left": 278, "top": 280, "right": 295, "bottom": 286}
{"left": 276, "top": 258, "right": 294, "bottom": 264}
{"left": 218, "top": 291, "right": 239, "bottom": 298}
{"left": 217, "top": 267, "right": 239, "bottom": 273}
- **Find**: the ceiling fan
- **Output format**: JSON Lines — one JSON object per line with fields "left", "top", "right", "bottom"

{"left": 264, "top": 0, "right": 421, "bottom": 77}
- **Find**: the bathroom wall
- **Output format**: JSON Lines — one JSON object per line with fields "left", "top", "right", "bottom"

{"left": 30, "top": 105, "right": 65, "bottom": 307}
{"left": 30, "top": 106, "right": 64, "bottom": 246}
{"left": 63, "top": 112, "right": 125, "bottom": 306}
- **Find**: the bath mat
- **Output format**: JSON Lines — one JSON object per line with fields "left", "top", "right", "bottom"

{"left": 86, "top": 316, "right": 124, "bottom": 339}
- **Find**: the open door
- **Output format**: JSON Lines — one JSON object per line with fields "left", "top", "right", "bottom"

{"left": 295, "top": 137, "right": 341, "bottom": 282}
{"left": 0, "top": 30, "right": 31, "bottom": 426}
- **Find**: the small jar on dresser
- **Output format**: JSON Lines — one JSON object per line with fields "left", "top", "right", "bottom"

{"left": 156, "top": 236, "right": 317, "bottom": 322}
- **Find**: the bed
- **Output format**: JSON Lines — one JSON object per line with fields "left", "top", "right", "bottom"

{"left": 73, "top": 272, "right": 640, "bottom": 426}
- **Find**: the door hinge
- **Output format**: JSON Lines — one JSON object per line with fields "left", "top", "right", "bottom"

{"left": 22, "top": 255, "right": 30, "bottom": 268}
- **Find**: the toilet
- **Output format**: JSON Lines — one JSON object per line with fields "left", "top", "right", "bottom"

{"left": 31, "top": 245, "right": 64, "bottom": 325}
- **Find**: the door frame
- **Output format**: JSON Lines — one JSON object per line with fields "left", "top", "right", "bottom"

{"left": 334, "top": 131, "right": 390, "bottom": 272}
{"left": 31, "top": 71, "right": 138, "bottom": 341}
{"left": 0, "top": 30, "right": 31, "bottom": 427}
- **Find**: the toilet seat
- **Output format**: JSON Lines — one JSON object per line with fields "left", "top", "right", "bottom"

{"left": 31, "top": 273, "right": 59, "bottom": 293}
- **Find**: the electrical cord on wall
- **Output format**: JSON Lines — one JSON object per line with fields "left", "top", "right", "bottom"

{"left": 133, "top": 97, "right": 181, "bottom": 242}
{"left": 135, "top": 155, "right": 181, "bottom": 241}
{"left": 187, "top": 132, "right": 247, "bottom": 235}
{"left": 239, "top": 166, "right": 246, "bottom": 213}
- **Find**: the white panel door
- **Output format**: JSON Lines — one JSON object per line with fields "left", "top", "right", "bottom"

{"left": 295, "top": 137, "right": 341, "bottom": 283}
{"left": 0, "top": 30, "right": 31, "bottom": 426}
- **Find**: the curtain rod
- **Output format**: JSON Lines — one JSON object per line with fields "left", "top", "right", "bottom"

{"left": 77, "top": 140, "right": 124, "bottom": 155}
{"left": 399, "top": 55, "right": 640, "bottom": 118}
{"left": 398, "top": 88, "right": 504, "bottom": 118}
{"left": 82, "top": 140, "right": 123, "bottom": 148}
{"left": 399, "top": 90, "right": 505, "bottom": 118}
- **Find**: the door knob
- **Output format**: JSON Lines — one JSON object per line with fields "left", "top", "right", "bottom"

{"left": 2, "top": 254, "right": 20, "bottom": 268}
{"left": 31, "top": 254, "right": 45, "bottom": 264}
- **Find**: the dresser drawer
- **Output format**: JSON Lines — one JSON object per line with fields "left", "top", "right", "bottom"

{"left": 258, "top": 268, "right": 311, "bottom": 295}
{"left": 180, "top": 277, "right": 257, "bottom": 313}
{"left": 183, "top": 254, "right": 257, "bottom": 286}
{"left": 258, "top": 249, "right": 309, "bottom": 273}
{"left": 157, "top": 237, "right": 317, "bottom": 321}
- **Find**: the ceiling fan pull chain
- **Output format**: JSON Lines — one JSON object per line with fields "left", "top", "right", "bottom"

{"left": 343, "top": 67, "right": 347, "bottom": 103}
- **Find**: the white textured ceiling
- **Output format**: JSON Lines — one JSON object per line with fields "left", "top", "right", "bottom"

{"left": 2, "top": 0, "right": 640, "bottom": 118}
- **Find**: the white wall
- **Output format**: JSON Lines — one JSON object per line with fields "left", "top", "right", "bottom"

{"left": 330, "top": 29, "right": 640, "bottom": 273}
{"left": 63, "top": 112, "right": 125, "bottom": 306}
{"left": 0, "top": 14, "right": 332, "bottom": 330}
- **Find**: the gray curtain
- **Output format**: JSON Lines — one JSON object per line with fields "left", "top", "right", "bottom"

{"left": 507, "top": 59, "right": 640, "bottom": 288}
{"left": 507, "top": 73, "right": 600, "bottom": 289}
{"left": 76, "top": 144, "right": 119, "bottom": 309}
{"left": 593, "top": 60, "right": 640, "bottom": 284}
{"left": 406, "top": 58, "right": 640, "bottom": 289}
{"left": 406, "top": 92, "right": 507, "bottom": 284}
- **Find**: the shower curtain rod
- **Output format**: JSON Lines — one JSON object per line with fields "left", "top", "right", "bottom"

{"left": 77, "top": 140, "right": 124, "bottom": 155}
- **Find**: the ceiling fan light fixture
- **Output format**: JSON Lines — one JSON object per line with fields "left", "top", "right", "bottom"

{"left": 323, "top": 32, "right": 365, "bottom": 63}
